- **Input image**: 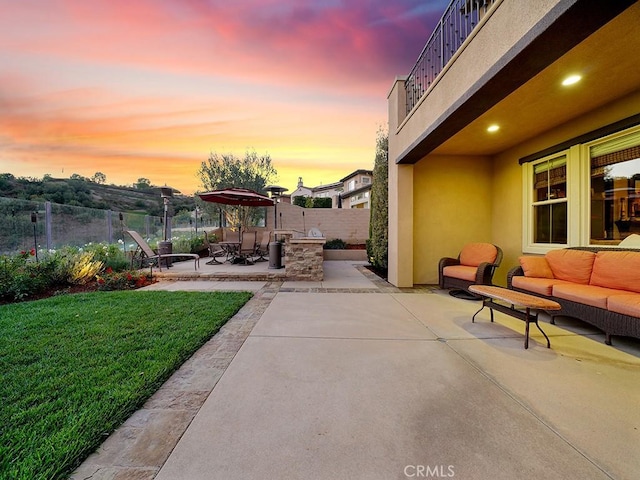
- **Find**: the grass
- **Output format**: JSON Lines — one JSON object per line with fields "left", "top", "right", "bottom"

{"left": 0, "top": 290, "right": 252, "bottom": 480}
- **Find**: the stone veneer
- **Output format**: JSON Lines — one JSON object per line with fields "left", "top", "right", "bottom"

{"left": 277, "top": 230, "right": 325, "bottom": 281}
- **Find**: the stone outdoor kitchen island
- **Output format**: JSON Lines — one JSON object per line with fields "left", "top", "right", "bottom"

{"left": 276, "top": 230, "right": 325, "bottom": 281}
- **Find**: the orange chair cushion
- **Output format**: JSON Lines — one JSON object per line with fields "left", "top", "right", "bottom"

{"left": 459, "top": 243, "right": 497, "bottom": 267}
{"left": 545, "top": 249, "right": 596, "bottom": 284}
{"left": 551, "top": 283, "right": 621, "bottom": 309}
{"left": 607, "top": 294, "right": 640, "bottom": 316}
{"left": 511, "top": 277, "right": 571, "bottom": 296}
{"left": 443, "top": 265, "right": 477, "bottom": 282}
{"left": 589, "top": 251, "right": 640, "bottom": 294}
{"left": 519, "top": 256, "right": 554, "bottom": 278}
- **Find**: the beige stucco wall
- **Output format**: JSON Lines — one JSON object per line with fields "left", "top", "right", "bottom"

{"left": 413, "top": 155, "right": 493, "bottom": 284}
{"left": 267, "top": 202, "right": 369, "bottom": 244}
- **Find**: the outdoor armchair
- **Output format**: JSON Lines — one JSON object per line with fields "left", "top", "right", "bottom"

{"left": 203, "top": 231, "right": 226, "bottom": 265}
{"left": 238, "top": 231, "right": 257, "bottom": 265}
{"left": 438, "top": 243, "right": 502, "bottom": 294}
{"left": 254, "top": 231, "right": 271, "bottom": 262}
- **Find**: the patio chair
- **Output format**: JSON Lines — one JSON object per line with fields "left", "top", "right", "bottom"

{"left": 438, "top": 243, "right": 502, "bottom": 298}
{"left": 237, "top": 231, "right": 257, "bottom": 265}
{"left": 125, "top": 230, "right": 200, "bottom": 272}
{"left": 254, "top": 231, "right": 271, "bottom": 262}
{"left": 203, "top": 231, "right": 226, "bottom": 265}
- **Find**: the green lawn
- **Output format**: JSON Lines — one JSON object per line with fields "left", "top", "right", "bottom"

{"left": 0, "top": 290, "right": 252, "bottom": 480}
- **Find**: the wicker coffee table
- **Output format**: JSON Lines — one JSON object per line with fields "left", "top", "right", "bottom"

{"left": 468, "top": 285, "right": 561, "bottom": 349}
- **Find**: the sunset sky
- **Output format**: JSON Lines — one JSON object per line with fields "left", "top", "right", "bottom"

{"left": 0, "top": 0, "right": 448, "bottom": 194}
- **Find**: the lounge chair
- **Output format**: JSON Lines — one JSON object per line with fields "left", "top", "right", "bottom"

{"left": 125, "top": 230, "right": 200, "bottom": 272}
{"left": 254, "top": 231, "right": 271, "bottom": 262}
{"left": 438, "top": 243, "right": 502, "bottom": 297}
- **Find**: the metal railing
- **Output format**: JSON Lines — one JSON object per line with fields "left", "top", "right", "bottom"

{"left": 405, "top": 0, "right": 496, "bottom": 114}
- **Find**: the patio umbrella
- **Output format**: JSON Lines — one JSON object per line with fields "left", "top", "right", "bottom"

{"left": 198, "top": 188, "right": 274, "bottom": 207}
{"left": 198, "top": 188, "right": 274, "bottom": 232}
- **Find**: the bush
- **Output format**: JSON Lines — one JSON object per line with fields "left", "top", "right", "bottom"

{"left": 96, "top": 269, "right": 152, "bottom": 290}
{"left": 323, "top": 238, "right": 347, "bottom": 250}
{"left": 368, "top": 129, "right": 388, "bottom": 272}
{"left": 84, "top": 242, "right": 130, "bottom": 271}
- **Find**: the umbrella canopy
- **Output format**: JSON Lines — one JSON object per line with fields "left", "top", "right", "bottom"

{"left": 198, "top": 188, "right": 274, "bottom": 206}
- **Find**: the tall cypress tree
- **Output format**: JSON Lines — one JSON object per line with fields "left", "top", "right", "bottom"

{"left": 368, "top": 128, "right": 388, "bottom": 272}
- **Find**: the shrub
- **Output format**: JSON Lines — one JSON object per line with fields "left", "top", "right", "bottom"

{"left": 96, "top": 269, "right": 152, "bottom": 291}
{"left": 84, "top": 242, "right": 129, "bottom": 271}
{"left": 323, "top": 238, "right": 347, "bottom": 250}
{"left": 368, "top": 128, "right": 388, "bottom": 272}
{"left": 68, "top": 252, "right": 104, "bottom": 285}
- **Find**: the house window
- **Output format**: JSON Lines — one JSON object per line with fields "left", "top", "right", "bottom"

{"left": 531, "top": 155, "right": 568, "bottom": 244}
{"left": 523, "top": 125, "right": 640, "bottom": 252}
{"left": 348, "top": 180, "right": 356, "bottom": 191}
{"left": 589, "top": 132, "right": 640, "bottom": 244}
{"left": 361, "top": 177, "right": 370, "bottom": 184}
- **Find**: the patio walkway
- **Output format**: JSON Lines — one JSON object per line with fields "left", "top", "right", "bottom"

{"left": 71, "top": 261, "right": 640, "bottom": 480}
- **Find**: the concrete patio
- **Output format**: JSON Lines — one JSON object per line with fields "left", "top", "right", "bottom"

{"left": 72, "top": 261, "right": 640, "bottom": 480}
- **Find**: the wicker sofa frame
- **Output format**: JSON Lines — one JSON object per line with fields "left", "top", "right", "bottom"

{"left": 507, "top": 247, "right": 640, "bottom": 345}
{"left": 438, "top": 245, "right": 503, "bottom": 291}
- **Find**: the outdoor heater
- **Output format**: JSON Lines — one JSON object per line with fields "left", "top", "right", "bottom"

{"left": 159, "top": 186, "right": 174, "bottom": 268}
{"left": 265, "top": 185, "right": 288, "bottom": 269}
{"left": 265, "top": 185, "right": 288, "bottom": 231}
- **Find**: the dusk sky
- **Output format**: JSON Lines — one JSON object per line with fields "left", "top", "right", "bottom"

{"left": 0, "top": 0, "right": 448, "bottom": 194}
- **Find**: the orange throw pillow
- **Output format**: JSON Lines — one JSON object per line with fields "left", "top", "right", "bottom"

{"left": 545, "top": 249, "right": 596, "bottom": 284}
{"left": 519, "top": 256, "right": 554, "bottom": 278}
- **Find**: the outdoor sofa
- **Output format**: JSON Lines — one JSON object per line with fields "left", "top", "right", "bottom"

{"left": 507, "top": 247, "right": 640, "bottom": 345}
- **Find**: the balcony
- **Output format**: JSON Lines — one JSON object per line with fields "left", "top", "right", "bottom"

{"left": 405, "top": 0, "right": 496, "bottom": 115}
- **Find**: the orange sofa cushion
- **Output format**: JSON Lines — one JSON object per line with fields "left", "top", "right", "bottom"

{"left": 512, "top": 277, "right": 571, "bottom": 296}
{"left": 589, "top": 251, "right": 640, "bottom": 294}
{"left": 607, "top": 294, "right": 640, "bottom": 317}
{"left": 459, "top": 243, "right": 497, "bottom": 267}
{"left": 552, "top": 283, "right": 621, "bottom": 309}
{"left": 519, "top": 256, "right": 554, "bottom": 278}
{"left": 443, "top": 265, "right": 477, "bottom": 282}
{"left": 545, "top": 249, "right": 596, "bottom": 284}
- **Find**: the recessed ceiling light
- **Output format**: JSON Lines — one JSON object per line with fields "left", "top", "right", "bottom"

{"left": 562, "top": 74, "right": 582, "bottom": 86}
{"left": 487, "top": 125, "right": 500, "bottom": 133}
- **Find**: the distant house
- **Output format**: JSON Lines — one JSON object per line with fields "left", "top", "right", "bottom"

{"left": 291, "top": 171, "right": 373, "bottom": 208}
{"left": 339, "top": 169, "right": 373, "bottom": 209}
{"left": 289, "top": 177, "right": 313, "bottom": 202}
{"left": 387, "top": 0, "right": 640, "bottom": 287}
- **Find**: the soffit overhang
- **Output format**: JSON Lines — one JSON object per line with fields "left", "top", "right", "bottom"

{"left": 397, "top": 0, "right": 639, "bottom": 163}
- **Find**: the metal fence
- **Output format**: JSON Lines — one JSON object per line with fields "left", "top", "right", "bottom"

{"left": 0, "top": 197, "right": 216, "bottom": 255}
{"left": 405, "top": 0, "right": 497, "bottom": 114}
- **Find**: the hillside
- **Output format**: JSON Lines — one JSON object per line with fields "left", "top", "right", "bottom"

{"left": 0, "top": 174, "right": 195, "bottom": 216}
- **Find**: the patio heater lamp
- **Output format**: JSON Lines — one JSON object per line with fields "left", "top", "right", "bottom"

{"left": 265, "top": 185, "right": 288, "bottom": 234}
{"left": 160, "top": 187, "right": 173, "bottom": 242}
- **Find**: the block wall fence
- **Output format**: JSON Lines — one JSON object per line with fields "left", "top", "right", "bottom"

{"left": 266, "top": 202, "right": 370, "bottom": 245}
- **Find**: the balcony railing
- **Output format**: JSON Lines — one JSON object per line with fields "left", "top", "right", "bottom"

{"left": 405, "top": 0, "right": 496, "bottom": 115}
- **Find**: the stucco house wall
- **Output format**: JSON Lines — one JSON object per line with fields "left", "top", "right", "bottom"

{"left": 388, "top": 0, "right": 639, "bottom": 287}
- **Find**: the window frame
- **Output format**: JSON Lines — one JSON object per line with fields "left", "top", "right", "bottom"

{"left": 522, "top": 125, "right": 640, "bottom": 253}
